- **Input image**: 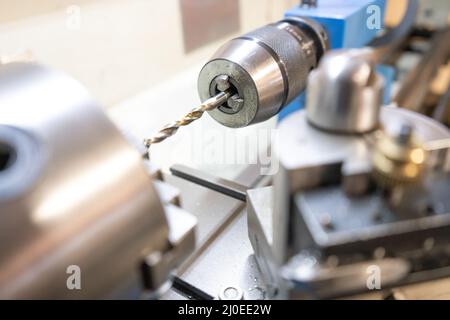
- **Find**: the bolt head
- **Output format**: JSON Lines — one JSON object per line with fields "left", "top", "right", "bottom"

{"left": 219, "top": 286, "right": 244, "bottom": 300}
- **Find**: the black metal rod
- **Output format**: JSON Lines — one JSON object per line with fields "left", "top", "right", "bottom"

{"left": 170, "top": 164, "right": 248, "bottom": 202}
{"left": 171, "top": 276, "right": 214, "bottom": 300}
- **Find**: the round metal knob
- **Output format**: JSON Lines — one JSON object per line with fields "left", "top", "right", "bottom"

{"left": 306, "top": 50, "right": 384, "bottom": 134}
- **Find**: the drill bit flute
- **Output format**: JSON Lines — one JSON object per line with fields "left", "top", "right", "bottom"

{"left": 143, "top": 91, "right": 232, "bottom": 152}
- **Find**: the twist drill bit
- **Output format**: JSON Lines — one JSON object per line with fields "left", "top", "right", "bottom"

{"left": 143, "top": 91, "right": 232, "bottom": 150}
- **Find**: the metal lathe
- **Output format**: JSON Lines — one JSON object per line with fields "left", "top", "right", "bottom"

{"left": 1, "top": 0, "right": 450, "bottom": 300}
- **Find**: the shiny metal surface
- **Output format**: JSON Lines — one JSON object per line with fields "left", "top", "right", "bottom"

{"left": 170, "top": 164, "right": 248, "bottom": 202}
{"left": 263, "top": 105, "right": 450, "bottom": 298}
{"left": 0, "top": 63, "right": 192, "bottom": 299}
{"left": 162, "top": 164, "right": 267, "bottom": 300}
{"left": 165, "top": 210, "right": 267, "bottom": 300}
{"left": 274, "top": 107, "right": 450, "bottom": 253}
{"left": 282, "top": 254, "right": 410, "bottom": 299}
{"left": 198, "top": 19, "right": 327, "bottom": 128}
{"left": 163, "top": 164, "right": 450, "bottom": 300}
{"left": 307, "top": 50, "right": 384, "bottom": 133}
{"left": 199, "top": 38, "right": 285, "bottom": 128}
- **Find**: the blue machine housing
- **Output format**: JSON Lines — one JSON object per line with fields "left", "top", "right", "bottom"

{"left": 285, "top": 0, "right": 386, "bottom": 49}
{"left": 280, "top": 0, "right": 389, "bottom": 120}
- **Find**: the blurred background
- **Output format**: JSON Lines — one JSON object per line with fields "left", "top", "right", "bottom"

{"left": 0, "top": 0, "right": 448, "bottom": 178}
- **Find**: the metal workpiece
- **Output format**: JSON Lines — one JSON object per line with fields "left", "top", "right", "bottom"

{"left": 306, "top": 50, "right": 384, "bottom": 133}
{"left": 0, "top": 63, "right": 195, "bottom": 299}
{"left": 198, "top": 18, "right": 328, "bottom": 128}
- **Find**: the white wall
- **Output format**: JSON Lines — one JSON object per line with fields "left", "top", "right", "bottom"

{"left": 0, "top": 0, "right": 298, "bottom": 108}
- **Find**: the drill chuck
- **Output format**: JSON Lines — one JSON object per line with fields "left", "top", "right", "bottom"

{"left": 198, "top": 17, "right": 328, "bottom": 128}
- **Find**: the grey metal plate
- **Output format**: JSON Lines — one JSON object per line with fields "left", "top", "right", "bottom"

{"left": 161, "top": 164, "right": 266, "bottom": 300}
{"left": 295, "top": 179, "right": 450, "bottom": 251}
{"left": 164, "top": 212, "right": 267, "bottom": 300}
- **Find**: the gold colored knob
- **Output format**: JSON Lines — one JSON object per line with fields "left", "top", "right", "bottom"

{"left": 372, "top": 125, "right": 426, "bottom": 187}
